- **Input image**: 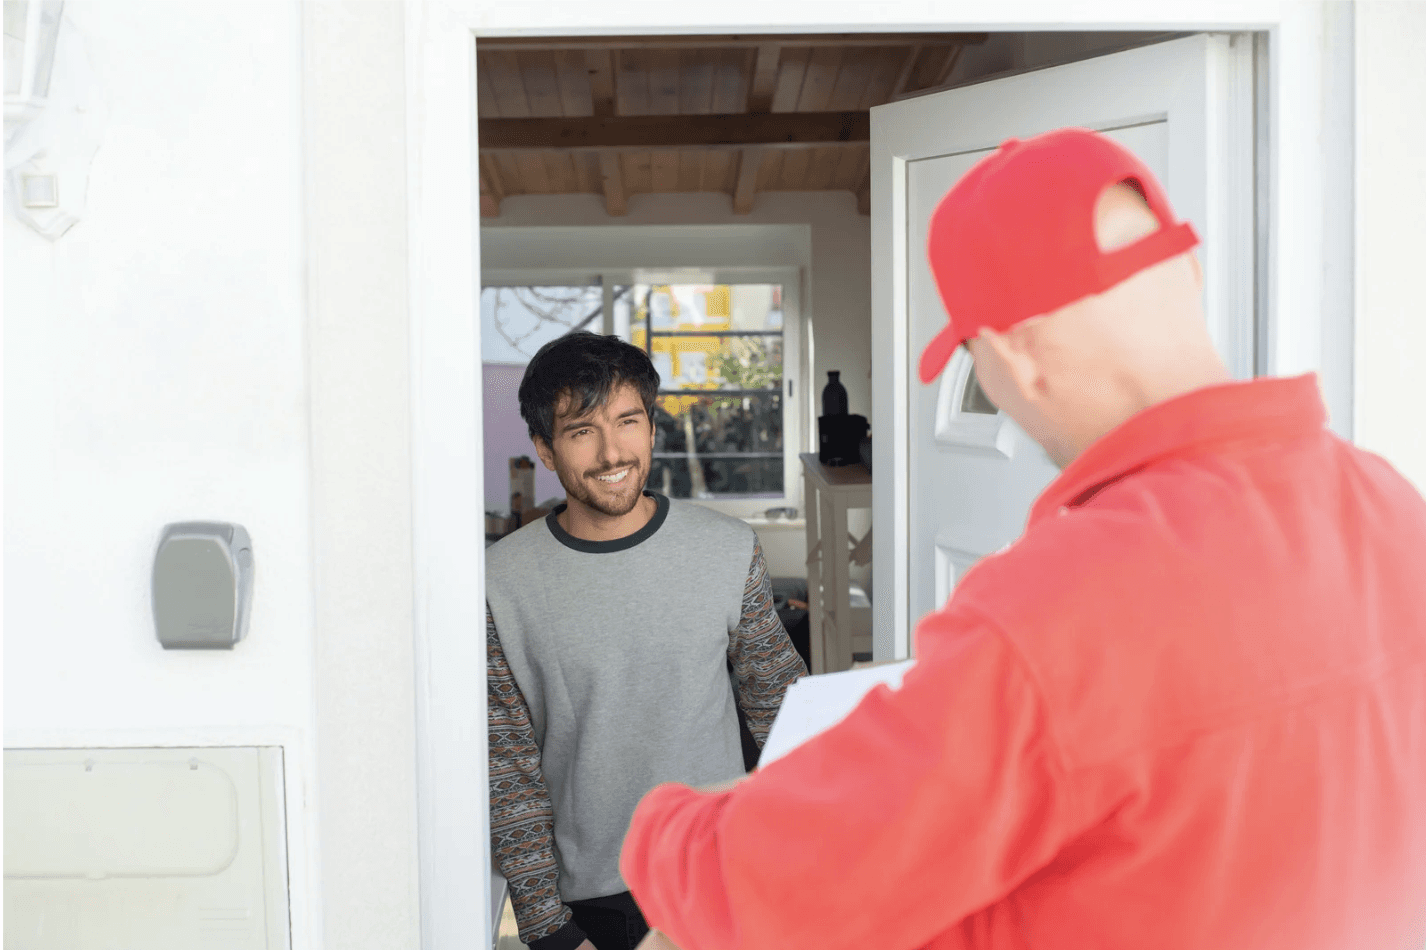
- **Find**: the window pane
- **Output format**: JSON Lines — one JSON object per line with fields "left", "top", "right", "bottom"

{"left": 629, "top": 283, "right": 784, "bottom": 338}
{"left": 610, "top": 284, "right": 633, "bottom": 343}
{"left": 961, "top": 366, "right": 998, "bottom": 415}
{"left": 652, "top": 392, "right": 783, "bottom": 499}
{"left": 649, "top": 456, "right": 785, "bottom": 500}
{"left": 648, "top": 334, "right": 783, "bottom": 392}
{"left": 480, "top": 285, "right": 603, "bottom": 364}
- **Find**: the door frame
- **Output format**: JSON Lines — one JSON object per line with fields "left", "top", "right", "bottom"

{"left": 404, "top": 4, "right": 1353, "bottom": 947}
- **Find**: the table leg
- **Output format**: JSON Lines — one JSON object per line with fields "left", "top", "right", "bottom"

{"left": 803, "top": 472, "right": 824, "bottom": 675}
{"left": 826, "top": 494, "right": 850, "bottom": 672}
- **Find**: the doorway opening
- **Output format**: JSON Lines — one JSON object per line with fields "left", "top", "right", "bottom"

{"left": 473, "top": 27, "right": 1247, "bottom": 948}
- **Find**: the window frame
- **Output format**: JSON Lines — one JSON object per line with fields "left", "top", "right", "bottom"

{"left": 482, "top": 265, "right": 807, "bottom": 520}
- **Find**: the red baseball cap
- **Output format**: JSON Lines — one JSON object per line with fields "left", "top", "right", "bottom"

{"left": 918, "top": 127, "right": 1199, "bottom": 384}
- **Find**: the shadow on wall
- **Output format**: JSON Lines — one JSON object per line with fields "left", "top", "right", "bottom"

{"left": 484, "top": 363, "right": 564, "bottom": 513}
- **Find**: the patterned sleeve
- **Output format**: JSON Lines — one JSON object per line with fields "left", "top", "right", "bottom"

{"left": 728, "top": 538, "right": 809, "bottom": 744}
{"left": 487, "top": 608, "right": 586, "bottom": 949}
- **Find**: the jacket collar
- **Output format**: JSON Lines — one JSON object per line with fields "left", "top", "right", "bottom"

{"left": 1028, "top": 374, "right": 1327, "bottom": 528}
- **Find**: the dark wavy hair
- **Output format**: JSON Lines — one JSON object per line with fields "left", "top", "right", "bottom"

{"left": 518, "top": 331, "right": 661, "bottom": 446}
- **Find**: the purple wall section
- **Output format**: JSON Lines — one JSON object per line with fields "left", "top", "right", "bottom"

{"left": 483, "top": 362, "right": 565, "bottom": 513}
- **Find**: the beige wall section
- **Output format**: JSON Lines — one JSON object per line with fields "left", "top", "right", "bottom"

{"left": 303, "top": 3, "right": 422, "bottom": 947}
{"left": 1355, "top": 1, "right": 1426, "bottom": 493}
{"left": 485, "top": 191, "right": 873, "bottom": 426}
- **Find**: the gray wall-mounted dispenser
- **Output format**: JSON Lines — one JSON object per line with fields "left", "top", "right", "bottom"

{"left": 152, "top": 522, "right": 253, "bottom": 649}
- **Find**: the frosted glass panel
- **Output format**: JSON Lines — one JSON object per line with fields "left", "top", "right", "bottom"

{"left": 6, "top": 760, "right": 239, "bottom": 878}
{"left": 4, "top": 746, "right": 290, "bottom": 950}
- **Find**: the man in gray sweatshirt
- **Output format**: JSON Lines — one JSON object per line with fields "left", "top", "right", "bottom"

{"left": 486, "top": 331, "right": 807, "bottom": 950}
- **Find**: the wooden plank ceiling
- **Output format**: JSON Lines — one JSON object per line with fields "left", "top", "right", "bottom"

{"left": 477, "top": 33, "right": 987, "bottom": 218}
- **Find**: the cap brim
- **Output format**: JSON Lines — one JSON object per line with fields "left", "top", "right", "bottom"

{"left": 918, "top": 322, "right": 962, "bottom": 384}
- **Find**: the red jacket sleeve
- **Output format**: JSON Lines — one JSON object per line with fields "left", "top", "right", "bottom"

{"left": 620, "top": 607, "right": 1074, "bottom": 950}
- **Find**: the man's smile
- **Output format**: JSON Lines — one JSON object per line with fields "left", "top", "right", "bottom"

{"left": 595, "top": 467, "right": 632, "bottom": 484}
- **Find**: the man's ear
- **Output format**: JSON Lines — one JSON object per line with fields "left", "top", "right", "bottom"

{"left": 978, "top": 323, "right": 1046, "bottom": 406}
{"left": 533, "top": 436, "right": 557, "bottom": 472}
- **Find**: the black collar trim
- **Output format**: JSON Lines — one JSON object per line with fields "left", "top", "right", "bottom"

{"left": 545, "top": 492, "right": 669, "bottom": 554}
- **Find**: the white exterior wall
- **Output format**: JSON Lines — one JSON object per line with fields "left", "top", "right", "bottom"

{"left": 1355, "top": 1, "right": 1426, "bottom": 493}
{"left": 0, "top": 0, "right": 322, "bottom": 935}
{"left": 3, "top": 2, "right": 423, "bottom": 949}
{"left": 2, "top": 5, "right": 322, "bottom": 941}
{"left": 3, "top": 3, "right": 309, "bottom": 731}
{"left": 3, "top": 0, "right": 309, "bottom": 742}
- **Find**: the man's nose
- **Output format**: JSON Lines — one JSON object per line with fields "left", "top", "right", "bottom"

{"left": 596, "top": 429, "right": 621, "bottom": 465}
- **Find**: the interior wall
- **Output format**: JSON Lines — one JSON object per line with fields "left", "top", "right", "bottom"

{"left": 485, "top": 191, "right": 872, "bottom": 414}
{"left": 2, "top": 0, "right": 320, "bottom": 942}
{"left": 1355, "top": 0, "right": 1426, "bottom": 493}
{"left": 482, "top": 190, "right": 873, "bottom": 583}
{"left": 484, "top": 362, "right": 564, "bottom": 511}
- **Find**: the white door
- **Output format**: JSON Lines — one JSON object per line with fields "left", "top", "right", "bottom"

{"left": 870, "top": 34, "right": 1256, "bottom": 660}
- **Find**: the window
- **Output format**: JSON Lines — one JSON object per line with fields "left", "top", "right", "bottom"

{"left": 933, "top": 344, "right": 1016, "bottom": 459}
{"left": 481, "top": 267, "right": 806, "bottom": 518}
{"left": 623, "top": 282, "right": 788, "bottom": 502}
{"left": 480, "top": 284, "right": 604, "bottom": 363}
{"left": 961, "top": 366, "right": 998, "bottom": 415}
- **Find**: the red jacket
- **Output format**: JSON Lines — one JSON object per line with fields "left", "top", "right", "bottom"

{"left": 622, "top": 376, "right": 1426, "bottom": 950}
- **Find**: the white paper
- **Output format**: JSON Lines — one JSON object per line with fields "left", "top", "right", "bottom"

{"left": 759, "top": 660, "right": 916, "bottom": 766}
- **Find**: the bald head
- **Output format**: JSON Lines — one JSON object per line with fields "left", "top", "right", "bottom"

{"left": 1096, "top": 182, "right": 1162, "bottom": 250}
{"left": 966, "top": 182, "right": 1228, "bottom": 468}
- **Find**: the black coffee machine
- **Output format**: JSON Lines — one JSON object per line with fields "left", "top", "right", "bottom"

{"left": 818, "top": 370, "right": 868, "bottom": 466}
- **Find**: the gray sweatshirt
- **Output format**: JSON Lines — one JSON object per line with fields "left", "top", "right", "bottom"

{"left": 485, "top": 492, "right": 806, "bottom": 946}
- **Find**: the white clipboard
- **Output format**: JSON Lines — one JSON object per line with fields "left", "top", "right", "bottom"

{"left": 759, "top": 660, "right": 916, "bottom": 766}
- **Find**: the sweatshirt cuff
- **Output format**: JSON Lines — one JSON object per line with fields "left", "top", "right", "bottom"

{"left": 528, "top": 918, "right": 587, "bottom": 950}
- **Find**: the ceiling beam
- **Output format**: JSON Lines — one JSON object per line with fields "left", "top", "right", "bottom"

{"left": 586, "top": 49, "right": 616, "bottom": 116}
{"left": 599, "top": 152, "right": 627, "bottom": 216}
{"left": 891, "top": 45, "right": 923, "bottom": 97}
{"left": 748, "top": 43, "right": 782, "bottom": 113}
{"left": 934, "top": 43, "right": 966, "bottom": 87}
{"left": 480, "top": 154, "right": 507, "bottom": 196}
{"left": 480, "top": 111, "right": 869, "bottom": 151}
{"left": 479, "top": 155, "right": 505, "bottom": 217}
{"left": 479, "top": 33, "right": 988, "bottom": 52}
{"left": 733, "top": 148, "right": 763, "bottom": 215}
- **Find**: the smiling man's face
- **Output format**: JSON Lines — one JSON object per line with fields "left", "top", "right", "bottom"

{"left": 536, "top": 382, "right": 655, "bottom": 520}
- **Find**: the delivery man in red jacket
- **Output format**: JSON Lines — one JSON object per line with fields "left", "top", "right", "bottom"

{"left": 617, "top": 128, "right": 1426, "bottom": 950}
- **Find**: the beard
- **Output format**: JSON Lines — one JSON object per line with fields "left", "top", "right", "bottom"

{"left": 556, "top": 457, "right": 649, "bottom": 518}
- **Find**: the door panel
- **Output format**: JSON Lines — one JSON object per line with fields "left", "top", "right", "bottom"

{"left": 905, "top": 123, "right": 1172, "bottom": 632}
{"left": 871, "top": 35, "right": 1254, "bottom": 659}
